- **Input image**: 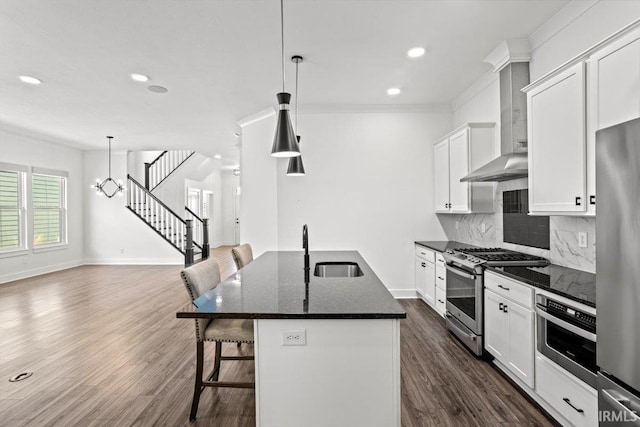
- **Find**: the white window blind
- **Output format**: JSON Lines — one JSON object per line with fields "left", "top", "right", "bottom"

{"left": 0, "top": 170, "right": 22, "bottom": 250}
{"left": 32, "top": 174, "right": 66, "bottom": 246}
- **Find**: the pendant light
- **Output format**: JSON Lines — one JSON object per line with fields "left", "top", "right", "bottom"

{"left": 91, "top": 136, "right": 124, "bottom": 198}
{"left": 287, "top": 55, "right": 306, "bottom": 176}
{"left": 271, "top": 0, "right": 300, "bottom": 158}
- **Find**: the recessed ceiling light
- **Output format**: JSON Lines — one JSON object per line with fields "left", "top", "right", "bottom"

{"left": 131, "top": 73, "right": 150, "bottom": 82}
{"left": 148, "top": 85, "right": 168, "bottom": 93}
{"left": 387, "top": 88, "right": 401, "bottom": 96}
{"left": 19, "top": 75, "right": 42, "bottom": 85}
{"left": 407, "top": 47, "right": 425, "bottom": 58}
{"left": 214, "top": 154, "right": 222, "bottom": 160}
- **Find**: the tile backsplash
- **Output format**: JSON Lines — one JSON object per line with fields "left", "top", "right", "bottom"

{"left": 437, "top": 178, "right": 595, "bottom": 273}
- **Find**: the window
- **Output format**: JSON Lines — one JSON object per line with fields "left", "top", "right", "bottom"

{"left": 0, "top": 165, "right": 26, "bottom": 252}
{"left": 32, "top": 169, "right": 67, "bottom": 247}
{"left": 0, "top": 163, "right": 27, "bottom": 253}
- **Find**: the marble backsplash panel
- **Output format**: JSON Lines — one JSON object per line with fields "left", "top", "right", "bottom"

{"left": 437, "top": 178, "right": 595, "bottom": 273}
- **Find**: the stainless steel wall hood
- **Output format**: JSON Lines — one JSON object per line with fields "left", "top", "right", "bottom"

{"left": 461, "top": 61, "right": 530, "bottom": 182}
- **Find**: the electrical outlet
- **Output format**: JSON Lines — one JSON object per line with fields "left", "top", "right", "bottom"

{"left": 455, "top": 220, "right": 459, "bottom": 230}
{"left": 120, "top": 248, "right": 125, "bottom": 254}
{"left": 282, "top": 329, "right": 306, "bottom": 346}
{"left": 481, "top": 223, "right": 486, "bottom": 233}
{"left": 578, "top": 232, "right": 588, "bottom": 248}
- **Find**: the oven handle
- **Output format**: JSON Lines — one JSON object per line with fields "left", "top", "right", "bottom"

{"left": 445, "top": 264, "right": 476, "bottom": 280}
{"left": 445, "top": 313, "right": 477, "bottom": 341}
{"left": 535, "top": 303, "right": 597, "bottom": 342}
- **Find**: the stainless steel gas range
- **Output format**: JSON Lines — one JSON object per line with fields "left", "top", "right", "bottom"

{"left": 443, "top": 248, "right": 549, "bottom": 356}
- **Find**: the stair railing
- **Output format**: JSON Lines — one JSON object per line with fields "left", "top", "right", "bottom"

{"left": 185, "top": 206, "right": 210, "bottom": 259}
{"left": 127, "top": 174, "right": 187, "bottom": 253}
{"left": 144, "top": 150, "right": 195, "bottom": 191}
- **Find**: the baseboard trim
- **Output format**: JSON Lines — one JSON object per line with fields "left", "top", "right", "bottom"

{"left": 0, "top": 259, "right": 84, "bottom": 284}
{"left": 83, "top": 258, "right": 183, "bottom": 265}
{"left": 390, "top": 289, "right": 418, "bottom": 299}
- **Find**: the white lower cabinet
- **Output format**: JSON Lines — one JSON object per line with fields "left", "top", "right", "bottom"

{"left": 536, "top": 354, "right": 598, "bottom": 427}
{"left": 415, "top": 246, "right": 435, "bottom": 307}
{"left": 484, "top": 273, "right": 535, "bottom": 388}
{"left": 435, "top": 285, "right": 446, "bottom": 318}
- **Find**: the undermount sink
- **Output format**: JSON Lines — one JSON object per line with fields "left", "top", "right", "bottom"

{"left": 313, "top": 262, "right": 364, "bottom": 278}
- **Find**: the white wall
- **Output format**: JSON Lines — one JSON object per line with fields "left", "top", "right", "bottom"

{"left": 528, "top": 1, "right": 640, "bottom": 81}
{"left": 0, "top": 127, "right": 85, "bottom": 283}
{"left": 241, "top": 110, "right": 451, "bottom": 292}
{"left": 83, "top": 150, "right": 182, "bottom": 264}
{"left": 239, "top": 111, "right": 279, "bottom": 257}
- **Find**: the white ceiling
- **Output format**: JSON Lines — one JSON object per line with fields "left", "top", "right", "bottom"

{"left": 0, "top": 0, "right": 568, "bottom": 166}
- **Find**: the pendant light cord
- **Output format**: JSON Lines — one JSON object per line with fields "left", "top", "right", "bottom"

{"left": 295, "top": 59, "right": 299, "bottom": 131}
{"left": 108, "top": 137, "right": 112, "bottom": 178}
{"left": 280, "top": 0, "right": 285, "bottom": 92}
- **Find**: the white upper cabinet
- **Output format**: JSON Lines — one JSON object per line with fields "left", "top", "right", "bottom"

{"left": 448, "top": 128, "right": 471, "bottom": 212}
{"left": 527, "top": 62, "right": 587, "bottom": 214}
{"left": 587, "top": 27, "right": 640, "bottom": 214}
{"left": 433, "top": 138, "right": 450, "bottom": 213}
{"left": 524, "top": 22, "right": 640, "bottom": 216}
{"left": 433, "top": 123, "right": 495, "bottom": 214}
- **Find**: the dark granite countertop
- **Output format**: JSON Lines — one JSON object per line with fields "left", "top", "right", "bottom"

{"left": 485, "top": 264, "right": 596, "bottom": 308}
{"left": 176, "top": 251, "right": 406, "bottom": 319}
{"left": 415, "top": 241, "right": 479, "bottom": 253}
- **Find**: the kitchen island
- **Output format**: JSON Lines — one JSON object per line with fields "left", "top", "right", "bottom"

{"left": 177, "top": 250, "right": 405, "bottom": 427}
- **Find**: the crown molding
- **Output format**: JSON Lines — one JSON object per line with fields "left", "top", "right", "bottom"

{"left": 483, "top": 39, "right": 531, "bottom": 72}
{"left": 237, "top": 107, "right": 276, "bottom": 128}
{"left": 0, "top": 121, "right": 88, "bottom": 150}
{"left": 528, "top": 0, "right": 599, "bottom": 52}
{"left": 298, "top": 103, "right": 451, "bottom": 114}
{"left": 450, "top": 70, "right": 499, "bottom": 113}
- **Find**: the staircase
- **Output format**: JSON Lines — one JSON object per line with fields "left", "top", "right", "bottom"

{"left": 145, "top": 150, "right": 195, "bottom": 191}
{"left": 126, "top": 150, "right": 209, "bottom": 266}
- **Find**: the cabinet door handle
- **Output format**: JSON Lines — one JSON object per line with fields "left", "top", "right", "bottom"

{"left": 438, "top": 299, "right": 444, "bottom": 303}
{"left": 502, "top": 305, "right": 508, "bottom": 313}
{"left": 498, "top": 284, "right": 510, "bottom": 291}
{"left": 437, "top": 276, "right": 444, "bottom": 280}
{"left": 589, "top": 195, "right": 596, "bottom": 205}
{"left": 421, "top": 262, "right": 426, "bottom": 267}
{"left": 575, "top": 197, "right": 581, "bottom": 206}
{"left": 499, "top": 302, "right": 503, "bottom": 311}
{"left": 562, "top": 398, "right": 584, "bottom": 414}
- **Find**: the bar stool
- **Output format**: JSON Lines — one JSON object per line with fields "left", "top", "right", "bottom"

{"left": 180, "top": 258, "right": 254, "bottom": 420}
{"left": 231, "top": 244, "right": 254, "bottom": 270}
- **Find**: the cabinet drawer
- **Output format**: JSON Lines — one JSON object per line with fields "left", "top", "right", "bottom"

{"left": 485, "top": 271, "right": 533, "bottom": 309}
{"left": 415, "top": 246, "right": 435, "bottom": 262}
{"left": 435, "top": 286, "right": 446, "bottom": 318}
{"left": 536, "top": 354, "right": 597, "bottom": 427}
{"left": 435, "top": 253, "right": 445, "bottom": 265}
{"left": 435, "top": 265, "right": 446, "bottom": 290}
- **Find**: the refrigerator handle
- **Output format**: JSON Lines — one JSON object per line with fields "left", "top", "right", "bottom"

{"left": 600, "top": 389, "right": 640, "bottom": 426}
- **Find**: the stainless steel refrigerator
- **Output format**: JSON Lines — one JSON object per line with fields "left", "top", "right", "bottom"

{"left": 596, "top": 117, "right": 640, "bottom": 426}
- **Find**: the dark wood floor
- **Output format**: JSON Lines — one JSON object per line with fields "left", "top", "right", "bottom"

{"left": 0, "top": 247, "right": 553, "bottom": 426}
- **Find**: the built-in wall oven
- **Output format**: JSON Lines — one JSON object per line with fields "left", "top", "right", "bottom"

{"left": 535, "top": 294, "right": 597, "bottom": 388}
